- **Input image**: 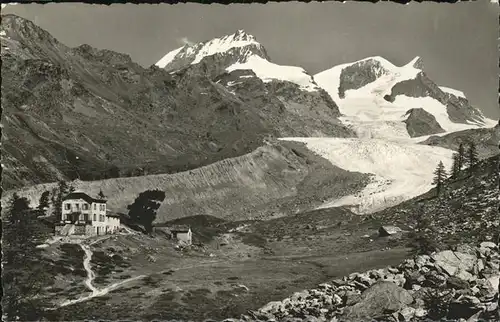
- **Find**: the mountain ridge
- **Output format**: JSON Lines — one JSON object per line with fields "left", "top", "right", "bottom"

{"left": 1, "top": 16, "right": 353, "bottom": 190}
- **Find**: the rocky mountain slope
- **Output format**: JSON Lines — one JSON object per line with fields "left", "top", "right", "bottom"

{"left": 246, "top": 154, "right": 500, "bottom": 321}
{"left": 0, "top": 16, "right": 353, "bottom": 190}
{"left": 372, "top": 154, "right": 499, "bottom": 249}
{"left": 420, "top": 120, "right": 500, "bottom": 159}
{"left": 2, "top": 140, "right": 369, "bottom": 222}
{"left": 250, "top": 243, "right": 499, "bottom": 322}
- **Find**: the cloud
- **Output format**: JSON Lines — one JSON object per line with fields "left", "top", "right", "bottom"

{"left": 178, "top": 37, "right": 194, "bottom": 46}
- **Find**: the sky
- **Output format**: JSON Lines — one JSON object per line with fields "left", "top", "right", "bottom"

{"left": 2, "top": 1, "right": 499, "bottom": 119}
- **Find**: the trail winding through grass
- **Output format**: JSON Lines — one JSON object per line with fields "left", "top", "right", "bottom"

{"left": 59, "top": 235, "right": 145, "bottom": 308}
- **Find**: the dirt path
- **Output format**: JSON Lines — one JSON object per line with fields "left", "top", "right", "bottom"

{"left": 58, "top": 230, "right": 146, "bottom": 308}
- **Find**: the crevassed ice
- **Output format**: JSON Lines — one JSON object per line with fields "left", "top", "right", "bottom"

{"left": 279, "top": 137, "right": 455, "bottom": 214}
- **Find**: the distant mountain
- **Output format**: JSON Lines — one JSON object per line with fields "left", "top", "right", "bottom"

{"left": 0, "top": 17, "right": 351, "bottom": 190}
{"left": 155, "top": 29, "right": 352, "bottom": 138}
{"left": 280, "top": 57, "right": 497, "bottom": 214}
{"left": 156, "top": 30, "right": 271, "bottom": 73}
{"left": 314, "top": 56, "right": 496, "bottom": 141}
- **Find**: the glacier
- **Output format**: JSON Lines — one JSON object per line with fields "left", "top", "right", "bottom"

{"left": 280, "top": 137, "right": 455, "bottom": 214}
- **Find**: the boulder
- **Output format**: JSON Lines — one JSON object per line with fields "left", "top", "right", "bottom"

{"left": 447, "top": 296, "right": 483, "bottom": 320}
{"left": 341, "top": 282, "right": 413, "bottom": 320}
{"left": 446, "top": 276, "right": 471, "bottom": 290}
{"left": 378, "top": 226, "right": 403, "bottom": 237}
{"left": 414, "top": 307, "right": 427, "bottom": 318}
{"left": 397, "top": 306, "right": 416, "bottom": 321}
{"left": 480, "top": 241, "right": 497, "bottom": 250}
{"left": 432, "top": 250, "right": 476, "bottom": 277}
{"left": 414, "top": 255, "right": 431, "bottom": 268}
{"left": 455, "top": 269, "right": 476, "bottom": 282}
{"left": 456, "top": 244, "right": 477, "bottom": 256}
{"left": 487, "top": 275, "right": 499, "bottom": 292}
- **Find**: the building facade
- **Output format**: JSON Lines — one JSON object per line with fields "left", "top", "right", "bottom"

{"left": 55, "top": 192, "right": 120, "bottom": 236}
{"left": 170, "top": 225, "right": 192, "bottom": 245}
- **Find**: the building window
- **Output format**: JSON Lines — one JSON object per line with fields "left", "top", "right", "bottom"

{"left": 75, "top": 204, "right": 80, "bottom": 210}
{"left": 64, "top": 204, "right": 70, "bottom": 210}
{"left": 94, "top": 204, "right": 96, "bottom": 210}
{"left": 93, "top": 214, "right": 96, "bottom": 221}
{"left": 83, "top": 204, "right": 89, "bottom": 210}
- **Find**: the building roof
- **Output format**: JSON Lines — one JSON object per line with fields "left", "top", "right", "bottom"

{"left": 106, "top": 212, "right": 121, "bottom": 218}
{"left": 62, "top": 192, "right": 107, "bottom": 204}
{"left": 169, "top": 225, "right": 191, "bottom": 233}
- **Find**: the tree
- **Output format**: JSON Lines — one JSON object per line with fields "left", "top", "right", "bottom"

{"left": 52, "top": 181, "right": 72, "bottom": 221}
{"left": 457, "top": 143, "right": 465, "bottom": 170}
{"left": 432, "top": 161, "right": 448, "bottom": 196}
{"left": 97, "top": 189, "right": 106, "bottom": 200}
{"left": 37, "top": 191, "right": 50, "bottom": 213}
{"left": 408, "top": 204, "right": 439, "bottom": 255}
{"left": 127, "top": 189, "right": 166, "bottom": 234}
{"left": 2, "top": 194, "right": 52, "bottom": 320}
{"left": 450, "top": 153, "right": 461, "bottom": 178}
{"left": 466, "top": 142, "right": 478, "bottom": 172}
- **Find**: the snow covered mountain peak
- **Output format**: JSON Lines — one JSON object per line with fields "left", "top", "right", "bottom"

{"left": 313, "top": 55, "right": 494, "bottom": 141}
{"left": 155, "top": 30, "right": 268, "bottom": 70}
{"left": 230, "top": 29, "right": 256, "bottom": 42}
{"left": 313, "top": 56, "right": 423, "bottom": 102}
{"left": 155, "top": 30, "right": 321, "bottom": 92}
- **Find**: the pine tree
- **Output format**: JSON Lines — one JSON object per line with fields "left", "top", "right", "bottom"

{"left": 2, "top": 194, "right": 51, "bottom": 320}
{"left": 466, "top": 142, "right": 478, "bottom": 172}
{"left": 432, "top": 161, "right": 448, "bottom": 196}
{"left": 457, "top": 143, "right": 465, "bottom": 170}
{"left": 97, "top": 189, "right": 106, "bottom": 200}
{"left": 408, "top": 204, "right": 438, "bottom": 255}
{"left": 53, "top": 181, "right": 71, "bottom": 221}
{"left": 450, "top": 153, "right": 461, "bottom": 178}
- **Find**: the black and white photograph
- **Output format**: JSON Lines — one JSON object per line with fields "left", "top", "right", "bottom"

{"left": 1, "top": 1, "right": 499, "bottom": 321}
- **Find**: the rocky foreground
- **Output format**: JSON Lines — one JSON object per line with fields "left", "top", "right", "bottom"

{"left": 236, "top": 242, "right": 499, "bottom": 322}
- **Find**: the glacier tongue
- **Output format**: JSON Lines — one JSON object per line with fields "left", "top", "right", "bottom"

{"left": 279, "top": 137, "right": 455, "bottom": 214}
